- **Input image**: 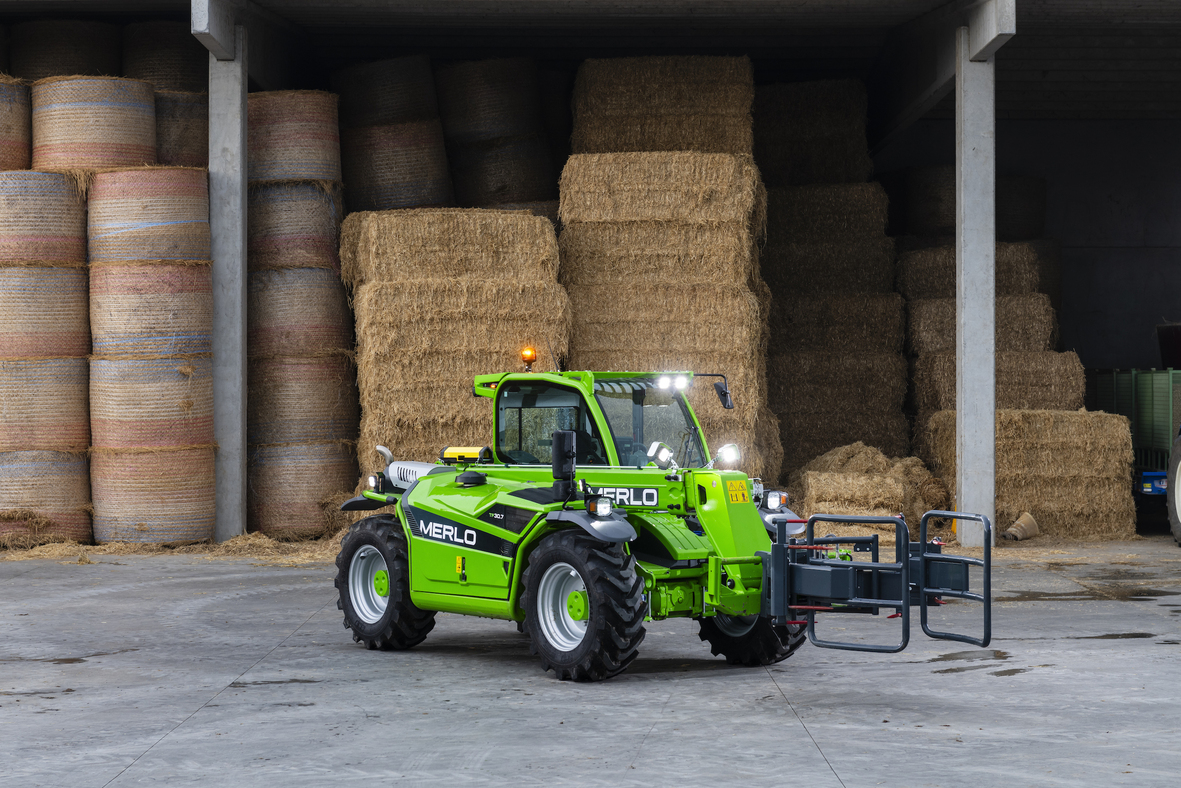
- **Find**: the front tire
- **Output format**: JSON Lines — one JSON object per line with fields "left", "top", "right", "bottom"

{"left": 335, "top": 514, "right": 435, "bottom": 650}
{"left": 698, "top": 613, "right": 807, "bottom": 666}
{"left": 523, "top": 530, "right": 647, "bottom": 681}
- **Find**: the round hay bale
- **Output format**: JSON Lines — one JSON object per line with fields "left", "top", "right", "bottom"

{"left": 155, "top": 90, "right": 208, "bottom": 167}
{"left": 90, "top": 357, "right": 214, "bottom": 448}
{"left": 247, "top": 91, "right": 341, "bottom": 184}
{"left": 10, "top": 20, "right": 120, "bottom": 83}
{"left": 340, "top": 120, "right": 452, "bottom": 212}
{"left": 0, "top": 450, "right": 91, "bottom": 547}
{"left": 31, "top": 76, "right": 156, "bottom": 171}
{"left": 247, "top": 268, "right": 353, "bottom": 358}
{"left": 90, "top": 264, "right": 213, "bottom": 356}
{"left": 247, "top": 356, "right": 359, "bottom": 445}
{"left": 435, "top": 58, "right": 544, "bottom": 145}
{"left": 122, "top": 21, "right": 208, "bottom": 93}
{"left": 0, "top": 358, "right": 89, "bottom": 451}
{"left": 0, "top": 171, "right": 86, "bottom": 264}
{"left": 331, "top": 55, "right": 438, "bottom": 128}
{"left": 0, "top": 76, "right": 31, "bottom": 170}
{"left": 91, "top": 446, "right": 215, "bottom": 544}
{"left": 449, "top": 134, "right": 556, "bottom": 206}
{"left": 88, "top": 168, "right": 210, "bottom": 263}
{"left": 247, "top": 441, "right": 358, "bottom": 539}
{"left": 247, "top": 182, "right": 341, "bottom": 271}
{"left": 0, "top": 267, "right": 89, "bottom": 357}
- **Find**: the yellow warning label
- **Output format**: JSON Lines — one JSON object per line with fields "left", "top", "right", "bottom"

{"left": 456, "top": 556, "right": 464, "bottom": 573}
{"left": 726, "top": 480, "right": 750, "bottom": 504}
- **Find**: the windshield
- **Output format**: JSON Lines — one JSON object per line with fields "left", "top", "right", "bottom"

{"left": 496, "top": 382, "right": 609, "bottom": 465}
{"left": 594, "top": 378, "right": 707, "bottom": 468}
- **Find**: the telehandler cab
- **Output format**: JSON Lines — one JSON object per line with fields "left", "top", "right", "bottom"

{"left": 337, "top": 351, "right": 992, "bottom": 681}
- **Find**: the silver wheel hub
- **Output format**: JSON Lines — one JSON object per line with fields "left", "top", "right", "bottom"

{"left": 536, "top": 562, "right": 588, "bottom": 652}
{"left": 714, "top": 613, "right": 758, "bottom": 638}
{"left": 349, "top": 545, "right": 389, "bottom": 625}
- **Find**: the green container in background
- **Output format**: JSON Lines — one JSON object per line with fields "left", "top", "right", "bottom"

{"left": 1088, "top": 369, "right": 1181, "bottom": 472}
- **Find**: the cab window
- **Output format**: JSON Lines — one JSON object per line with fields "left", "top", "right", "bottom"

{"left": 496, "top": 382, "right": 608, "bottom": 465}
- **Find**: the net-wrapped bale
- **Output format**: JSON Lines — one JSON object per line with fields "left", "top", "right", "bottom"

{"left": 340, "top": 120, "right": 453, "bottom": 212}
{"left": 248, "top": 441, "right": 359, "bottom": 539}
{"left": 772, "top": 293, "right": 904, "bottom": 353}
{"left": 768, "top": 351, "right": 907, "bottom": 415}
{"left": 0, "top": 172, "right": 87, "bottom": 265}
{"left": 88, "top": 168, "right": 210, "bottom": 264}
{"left": 908, "top": 294, "right": 1057, "bottom": 356}
{"left": 342, "top": 209, "right": 558, "bottom": 287}
{"left": 91, "top": 446, "right": 215, "bottom": 544}
{"left": 155, "top": 91, "right": 208, "bottom": 167}
{"left": 896, "top": 242, "right": 1042, "bottom": 300}
{"left": 900, "top": 166, "right": 1047, "bottom": 241}
{"left": 0, "top": 76, "right": 30, "bottom": 170}
{"left": 559, "top": 221, "right": 754, "bottom": 286}
{"left": 247, "top": 91, "right": 341, "bottom": 184}
{"left": 248, "top": 182, "right": 342, "bottom": 271}
{"left": 913, "top": 351, "right": 1085, "bottom": 414}
{"left": 247, "top": 268, "right": 352, "bottom": 358}
{"left": 89, "top": 264, "right": 212, "bottom": 356}
{"left": 761, "top": 238, "right": 895, "bottom": 294}
{"left": 123, "top": 21, "right": 209, "bottom": 93}
{"left": 766, "top": 184, "right": 887, "bottom": 242}
{"left": 559, "top": 152, "right": 764, "bottom": 225}
{"left": 31, "top": 77, "right": 156, "bottom": 171}
{"left": 247, "top": 356, "right": 359, "bottom": 445}
{"left": 435, "top": 58, "right": 544, "bottom": 145}
{"left": 925, "top": 409, "right": 1135, "bottom": 540}
{"left": 90, "top": 357, "right": 213, "bottom": 448}
{"left": 332, "top": 55, "right": 438, "bottom": 128}
{"left": 10, "top": 20, "right": 120, "bottom": 83}
{"left": 753, "top": 80, "right": 872, "bottom": 186}
{"left": 0, "top": 358, "right": 89, "bottom": 451}
{"left": 0, "top": 450, "right": 91, "bottom": 548}
{"left": 449, "top": 133, "right": 557, "bottom": 206}
{"left": 0, "top": 267, "right": 89, "bottom": 357}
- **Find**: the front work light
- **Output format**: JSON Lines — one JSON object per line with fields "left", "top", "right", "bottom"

{"left": 367, "top": 475, "right": 379, "bottom": 490}
{"left": 658, "top": 375, "right": 671, "bottom": 389}
{"left": 764, "top": 491, "right": 782, "bottom": 510}
{"left": 586, "top": 496, "right": 613, "bottom": 517}
{"left": 674, "top": 376, "right": 688, "bottom": 390}
{"left": 647, "top": 441, "right": 676, "bottom": 470}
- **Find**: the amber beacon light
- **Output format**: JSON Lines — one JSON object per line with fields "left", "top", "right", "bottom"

{"left": 521, "top": 346, "right": 537, "bottom": 371}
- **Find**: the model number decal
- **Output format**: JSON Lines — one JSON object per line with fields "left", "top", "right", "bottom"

{"left": 586, "top": 487, "right": 659, "bottom": 506}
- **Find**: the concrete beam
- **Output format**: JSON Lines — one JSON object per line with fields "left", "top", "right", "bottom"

{"left": 192, "top": 0, "right": 301, "bottom": 89}
{"left": 869, "top": 0, "right": 1014, "bottom": 152}
{"left": 208, "top": 26, "right": 248, "bottom": 542}
{"left": 955, "top": 25, "right": 996, "bottom": 547}
{"left": 192, "top": 0, "right": 238, "bottom": 61}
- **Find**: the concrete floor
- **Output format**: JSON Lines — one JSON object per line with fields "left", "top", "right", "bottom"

{"left": 3, "top": 537, "right": 1181, "bottom": 787}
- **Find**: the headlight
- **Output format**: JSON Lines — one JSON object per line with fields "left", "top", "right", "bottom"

{"left": 764, "top": 491, "right": 782, "bottom": 510}
{"left": 586, "top": 496, "right": 613, "bottom": 517}
{"left": 367, "top": 475, "right": 378, "bottom": 490}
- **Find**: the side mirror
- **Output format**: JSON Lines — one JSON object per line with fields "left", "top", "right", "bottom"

{"left": 714, "top": 381, "right": 734, "bottom": 409}
{"left": 646, "top": 441, "right": 676, "bottom": 470}
{"left": 551, "top": 430, "right": 576, "bottom": 499}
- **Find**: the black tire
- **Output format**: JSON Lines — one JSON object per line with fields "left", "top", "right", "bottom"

{"left": 1168, "top": 434, "right": 1181, "bottom": 546}
{"left": 522, "top": 530, "right": 647, "bottom": 681}
{"left": 335, "top": 514, "right": 435, "bottom": 650}
{"left": 698, "top": 614, "right": 807, "bottom": 666}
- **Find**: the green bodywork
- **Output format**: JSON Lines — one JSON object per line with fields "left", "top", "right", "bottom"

{"left": 360, "top": 370, "right": 773, "bottom": 623}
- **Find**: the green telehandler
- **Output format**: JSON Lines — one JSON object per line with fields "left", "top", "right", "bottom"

{"left": 337, "top": 352, "right": 992, "bottom": 681}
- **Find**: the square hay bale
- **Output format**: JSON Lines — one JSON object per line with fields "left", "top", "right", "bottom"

{"left": 573, "top": 56, "right": 753, "bottom": 119}
{"left": 895, "top": 242, "right": 1041, "bottom": 301}
{"left": 761, "top": 238, "right": 895, "bottom": 294}
{"left": 907, "top": 294, "right": 1058, "bottom": 356}
{"left": 571, "top": 114, "right": 753, "bottom": 156}
{"left": 753, "top": 80, "right": 872, "bottom": 187}
{"left": 913, "top": 351, "right": 1085, "bottom": 414}
{"left": 558, "top": 152, "right": 764, "bottom": 226}
{"left": 558, "top": 221, "right": 755, "bottom": 287}
{"left": 924, "top": 409, "right": 1135, "bottom": 540}
{"left": 771, "top": 293, "right": 904, "bottom": 353}
{"left": 340, "top": 208, "right": 560, "bottom": 287}
{"left": 768, "top": 351, "right": 907, "bottom": 414}
{"left": 1028, "top": 238, "right": 1062, "bottom": 316}
{"left": 779, "top": 410, "right": 910, "bottom": 475}
{"left": 799, "top": 471, "right": 904, "bottom": 520}
{"left": 766, "top": 184, "right": 888, "bottom": 242}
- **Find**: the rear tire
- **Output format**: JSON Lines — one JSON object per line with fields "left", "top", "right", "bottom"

{"left": 523, "top": 530, "right": 647, "bottom": 681}
{"left": 335, "top": 514, "right": 435, "bottom": 650}
{"left": 1168, "top": 434, "right": 1181, "bottom": 545}
{"left": 698, "top": 614, "right": 807, "bottom": 666}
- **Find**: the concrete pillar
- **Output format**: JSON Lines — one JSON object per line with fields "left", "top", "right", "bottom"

{"left": 955, "top": 25, "right": 996, "bottom": 547}
{"left": 208, "top": 26, "right": 248, "bottom": 542}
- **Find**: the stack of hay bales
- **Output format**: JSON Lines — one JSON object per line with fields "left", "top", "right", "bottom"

{"left": 0, "top": 172, "right": 91, "bottom": 548}
{"left": 9, "top": 20, "right": 121, "bottom": 82}
{"left": 753, "top": 80, "right": 873, "bottom": 187}
{"left": 247, "top": 90, "right": 358, "bottom": 539}
{"left": 558, "top": 152, "right": 780, "bottom": 480}
{"left": 926, "top": 410, "right": 1136, "bottom": 539}
{"left": 436, "top": 58, "right": 557, "bottom": 212}
{"left": 87, "top": 168, "right": 216, "bottom": 544}
{"left": 31, "top": 76, "right": 156, "bottom": 172}
{"left": 333, "top": 55, "right": 453, "bottom": 213}
{"left": 342, "top": 208, "right": 570, "bottom": 475}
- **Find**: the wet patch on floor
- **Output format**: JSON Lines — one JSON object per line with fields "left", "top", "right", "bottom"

{"left": 229, "top": 679, "right": 322, "bottom": 687}
{"left": 999, "top": 587, "right": 1181, "bottom": 603}
{"left": 990, "top": 668, "right": 1027, "bottom": 677}
{"left": 1070, "top": 632, "right": 1155, "bottom": 640}
{"left": 929, "top": 650, "right": 1010, "bottom": 663}
{"left": 0, "top": 648, "right": 138, "bottom": 665}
